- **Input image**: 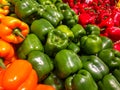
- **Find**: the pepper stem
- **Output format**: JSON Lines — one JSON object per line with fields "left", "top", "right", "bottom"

{"left": 0, "top": 58, "right": 6, "bottom": 69}
{"left": 13, "top": 28, "right": 25, "bottom": 39}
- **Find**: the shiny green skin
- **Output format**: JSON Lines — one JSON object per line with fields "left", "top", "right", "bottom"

{"left": 71, "top": 24, "right": 86, "bottom": 40}
{"left": 27, "top": 50, "right": 54, "bottom": 82}
{"left": 44, "top": 29, "right": 68, "bottom": 57}
{"left": 80, "top": 34, "right": 102, "bottom": 55}
{"left": 67, "top": 42, "right": 80, "bottom": 53}
{"left": 85, "top": 24, "right": 100, "bottom": 35}
{"left": 43, "top": 72, "right": 64, "bottom": 90}
{"left": 15, "top": 0, "right": 40, "bottom": 24}
{"left": 113, "top": 69, "right": 120, "bottom": 83}
{"left": 65, "top": 69, "right": 98, "bottom": 90}
{"left": 100, "top": 36, "right": 113, "bottom": 50}
{"left": 80, "top": 55, "right": 109, "bottom": 81}
{"left": 57, "top": 25, "right": 74, "bottom": 39}
{"left": 98, "top": 49, "right": 120, "bottom": 69}
{"left": 98, "top": 74, "right": 120, "bottom": 90}
{"left": 54, "top": 49, "right": 83, "bottom": 79}
{"left": 30, "top": 18, "right": 54, "bottom": 42}
{"left": 17, "top": 34, "right": 44, "bottom": 59}
{"left": 56, "top": 2, "right": 78, "bottom": 27}
{"left": 38, "top": 4, "right": 64, "bottom": 27}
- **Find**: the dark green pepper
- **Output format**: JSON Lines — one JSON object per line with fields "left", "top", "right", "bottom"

{"left": 15, "top": 0, "right": 40, "bottom": 24}
{"left": 80, "top": 55, "right": 109, "bottom": 81}
{"left": 65, "top": 69, "right": 98, "bottom": 90}
{"left": 113, "top": 68, "right": 120, "bottom": 83}
{"left": 98, "top": 74, "right": 120, "bottom": 90}
{"left": 85, "top": 24, "right": 100, "bottom": 35}
{"left": 38, "top": 4, "right": 63, "bottom": 26}
{"left": 27, "top": 50, "right": 54, "bottom": 82}
{"left": 98, "top": 49, "right": 120, "bottom": 70}
{"left": 56, "top": 2, "right": 78, "bottom": 27}
{"left": 17, "top": 33, "right": 44, "bottom": 59}
{"left": 44, "top": 29, "right": 68, "bottom": 57}
{"left": 67, "top": 42, "right": 80, "bottom": 53}
{"left": 30, "top": 18, "right": 54, "bottom": 43}
{"left": 43, "top": 72, "right": 64, "bottom": 90}
{"left": 54, "top": 49, "right": 83, "bottom": 79}
{"left": 71, "top": 24, "right": 86, "bottom": 41}
{"left": 80, "top": 34, "right": 102, "bottom": 55}
{"left": 100, "top": 36, "right": 113, "bottom": 50}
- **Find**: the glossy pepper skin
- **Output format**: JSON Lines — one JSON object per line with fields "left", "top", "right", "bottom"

{"left": 43, "top": 72, "right": 64, "bottom": 90}
{"left": 54, "top": 49, "right": 82, "bottom": 79}
{"left": 57, "top": 24, "right": 74, "bottom": 39}
{"left": 100, "top": 36, "right": 113, "bottom": 50}
{"left": 80, "top": 34, "right": 102, "bottom": 55}
{"left": 98, "top": 74, "right": 120, "bottom": 90}
{"left": 14, "top": 0, "right": 40, "bottom": 24}
{"left": 38, "top": 3, "right": 64, "bottom": 27}
{"left": 17, "top": 34, "right": 44, "bottom": 59}
{"left": 56, "top": 2, "right": 78, "bottom": 27}
{"left": 80, "top": 55, "right": 109, "bottom": 81}
{"left": 67, "top": 41, "right": 80, "bottom": 53}
{"left": 0, "top": 15, "right": 29, "bottom": 44}
{"left": 0, "top": 0, "right": 10, "bottom": 16}
{"left": 98, "top": 49, "right": 120, "bottom": 70}
{"left": 113, "top": 68, "right": 120, "bottom": 83}
{"left": 85, "top": 24, "right": 100, "bottom": 36}
{"left": 1, "top": 60, "right": 38, "bottom": 90}
{"left": 0, "top": 39, "right": 14, "bottom": 69}
{"left": 27, "top": 50, "right": 54, "bottom": 82}
{"left": 65, "top": 69, "right": 98, "bottom": 90}
{"left": 30, "top": 18, "right": 54, "bottom": 43}
{"left": 44, "top": 29, "right": 68, "bottom": 57}
{"left": 71, "top": 24, "right": 86, "bottom": 42}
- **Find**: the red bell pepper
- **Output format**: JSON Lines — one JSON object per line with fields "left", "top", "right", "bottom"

{"left": 113, "top": 40, "right": 120, "bottom": 52}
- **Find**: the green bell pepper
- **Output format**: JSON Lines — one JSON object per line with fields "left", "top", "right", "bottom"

{"left": 44, "top": 29, "right": 68, "bottom": 57}
{"left": 30, "top": 18, "right": 54, "bottom": 43}
{"left": 27, "top": 50, "right": 54, "bottom": 82}
{"left": 38, "top": 4, "right": 63, "bottom": 26}
{"left": 85, "top": 24, "right": 100, "bottom": 35}
{"left": 17, "top": 33, "right": 44, "bottom": 59}
{"left": 98, "top": 74, "right": 120, "bottom": 90}
{"left": 43, "top": 72, "right": 64, "bottom": 90}
{"left": 100, "top": 36, "right": 113, "bottom": 50}
{"left": 67, "top": 42, "right": 80, "bottom": 53}
{"left": 65, "top": 69, "right": 98, "bottom": 90}
{"left": 98, "top": 49, "right": 120, "bottom": 70}
{"left": 71, "top": 24, "right": 86, "bottom": 41}
{"left": 113, "top": 69, "right": 120, "bottom": 83}
{"left": 14, "top": 0, "right": 40, "bottom": 24}
{"left": 56, "top": 25, "right": 74, "bottom": 39}
{"left": 56, "top": 2, "right": 78, "bottom": 27}
{"left": 80, "top": 34, "right": 102, "bottom": 55}
{"left": 54, "top": 49, "right": 83, "bottom": 79}
{"left": 80, "top": 55, "right": 109, "bottom": 81}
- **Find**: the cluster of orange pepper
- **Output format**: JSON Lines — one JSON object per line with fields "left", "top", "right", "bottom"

{"left": 0, "top": 0, "right": 55, "bottom": 90}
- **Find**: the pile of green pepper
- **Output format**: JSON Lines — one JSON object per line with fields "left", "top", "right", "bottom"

{"left": 8, "top": 0, "right": 120, "bottom": 90}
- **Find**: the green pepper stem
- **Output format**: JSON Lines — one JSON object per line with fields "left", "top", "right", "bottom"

{"left": 0, "top": 58, "right": 6, "bottom": 69}
{"left": 13, "top": 28, "right": 25, "bottom": 39}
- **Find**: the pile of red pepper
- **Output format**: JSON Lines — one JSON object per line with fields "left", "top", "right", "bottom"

{"left": 63, "top": 0, "right": 120, "bottom": 51}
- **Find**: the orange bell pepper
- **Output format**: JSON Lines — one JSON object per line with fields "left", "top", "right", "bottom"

{"left": 0, "top": 68, "right": 5, "bottom": 90}
{"left": 0, "top": 0, "right": 10, "bottom": 15}
{"left": 0, "top": 16, "right": 29, "bottom": 44}
{"left": 35, "top": 84, "right": 55, "bottom": 90}
{"left": 1, "top": 60, "right": 38, "bottom": 90}
{"left": 0, "top": 39, "right": 14, "bottom": 69}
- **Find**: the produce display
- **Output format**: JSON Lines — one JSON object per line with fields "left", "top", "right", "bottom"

{"left": 1, "top": 0, "right": 120, "bottom": 90}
